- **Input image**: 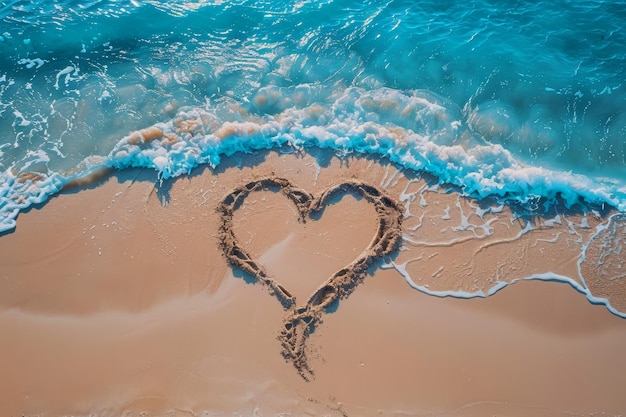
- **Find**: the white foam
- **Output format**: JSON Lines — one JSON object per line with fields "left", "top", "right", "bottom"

{"left": 17, "top": 58, "right": 47, "bottom": 69}
{"left": 386, "top": 258, "right": 626, "bottom": 319}
{"left": 2, "top": 86, "right": 626, "bottom": 236}
{"left": 54, "top": 64, "right": 81, "bottom": 90}
{"left": 105, "top": 87, "right": 626, "bottom": 215}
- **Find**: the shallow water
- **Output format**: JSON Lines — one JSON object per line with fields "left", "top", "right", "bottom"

{"left": 1, "top": 0, "right": 626, "bottom": 233}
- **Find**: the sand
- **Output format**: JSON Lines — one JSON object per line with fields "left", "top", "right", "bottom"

{"left": 218, "top": 176, "right": 403, "bottom": 379}
{"left": 1, "top": 150, "right": 626, "bottom": 417}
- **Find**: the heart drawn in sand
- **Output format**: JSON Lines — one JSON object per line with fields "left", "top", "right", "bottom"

{"left": 217, "top": 177, "right": 403, "bottom": 380}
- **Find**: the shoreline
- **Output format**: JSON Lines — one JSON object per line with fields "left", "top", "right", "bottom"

{"left": 1, "top": 150, "right": 626, "bottom": 416}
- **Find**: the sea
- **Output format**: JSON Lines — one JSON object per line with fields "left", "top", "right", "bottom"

{"left": 0, "top": 0, "right": 625, "bottom": 232}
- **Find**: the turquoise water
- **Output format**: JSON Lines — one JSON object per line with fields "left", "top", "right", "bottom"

{"left": 1, "top": 0, "right": 626, "bottom": 232}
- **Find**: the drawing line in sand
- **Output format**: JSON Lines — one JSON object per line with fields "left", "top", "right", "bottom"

{"left": 217, "top": 177, "right": 403, "bottom": 380}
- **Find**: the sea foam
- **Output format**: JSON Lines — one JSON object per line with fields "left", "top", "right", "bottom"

{"left": 0, "top": 85, "right": 624, "bottom": 233}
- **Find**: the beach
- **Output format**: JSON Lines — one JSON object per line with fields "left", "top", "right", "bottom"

{"left": 2, "top": 1, "right": 626, "bottom": 415}
{"left": 1, "top": 151, "right": 626, "bottom": 416}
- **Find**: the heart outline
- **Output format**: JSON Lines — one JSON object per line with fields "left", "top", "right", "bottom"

{"left": 217, "top": 177, "right": 403, "bottom": 379}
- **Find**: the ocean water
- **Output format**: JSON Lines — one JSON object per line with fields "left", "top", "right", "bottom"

{"left": 1, "top": 0, "right": 625, "bottom": 233}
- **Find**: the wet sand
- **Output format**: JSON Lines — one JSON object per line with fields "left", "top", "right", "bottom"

{"left": 1, "top": 151, "right": 626, "bottom": 416}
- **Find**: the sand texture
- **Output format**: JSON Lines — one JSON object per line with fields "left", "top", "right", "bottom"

{"left": 1, "top": 151, "right": 626, "bottom": 416}
{"left": 217, "top": 177, "right": 403, "bottom": 379}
